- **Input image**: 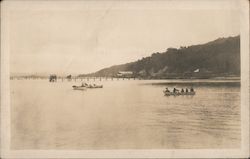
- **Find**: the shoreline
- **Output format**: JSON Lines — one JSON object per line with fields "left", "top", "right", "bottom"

{"left": 9, "top": 76, "right": 241, "bottom": 81}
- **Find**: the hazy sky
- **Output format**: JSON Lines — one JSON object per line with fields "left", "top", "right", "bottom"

{"left": 5, "top": 0, "right": 240, "bottom": 75}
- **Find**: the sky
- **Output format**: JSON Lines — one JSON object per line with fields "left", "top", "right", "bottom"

{"left": 5, "top": 0, "right": 240, "bottom": 75}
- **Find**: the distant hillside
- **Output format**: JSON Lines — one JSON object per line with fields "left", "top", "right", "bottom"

{"left": 79, "top": 36, "right": 240, "bottom": 79}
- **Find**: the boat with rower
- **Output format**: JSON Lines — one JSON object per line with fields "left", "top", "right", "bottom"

{"left": 72, "top": 83, "right": 103, "bottom": 90}
{"left": 163, "top": 87, "right": 195, "bottom": 96}
{"left": 163, "top": 90, "right": 195, "bottom": 96}
{"left": 72, "top": 85, "right": 86, "bottom": 90}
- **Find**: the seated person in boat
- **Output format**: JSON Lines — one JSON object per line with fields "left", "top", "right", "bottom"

{"left": 81, "top": 82, "right": 88, "bottom": 87}
{"left": 185, "top": 88, "right": 189, "bottom": 92}
{"left": 190, "top": 87, "right": 194, "bottom": 92}
{"left": 173, "top": 88, "right": 179, "bottom": 93}
{"left": 165, "top": 87, "right": 170, "bottom": 92}
{"left": 181, "top": 88, "right": 184, "bottom": 93}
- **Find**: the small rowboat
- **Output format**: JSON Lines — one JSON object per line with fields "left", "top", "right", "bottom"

{"left": 163, "top": 91, "right": 195, "bottom": 96}
{"left": 72, "top": 85, "right": 86, "bottom": 90}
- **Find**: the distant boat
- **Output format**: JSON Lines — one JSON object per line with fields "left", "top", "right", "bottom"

{"left": 73, "top": 83, "right": 103, "bottom": 90}
{"left": 163, "top": 90, "right": 195, "bottom": 96}
{"left": 80, "top": 82, "right": 103, "bottom": 88}
{"left": 72, "top": 85, "right": 86, "bottom": 90}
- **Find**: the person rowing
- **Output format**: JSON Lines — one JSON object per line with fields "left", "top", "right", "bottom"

{"left": 165, "top": 87, "right": 170, "bottom": 92}
{"left": 190, "top": 87, "right": 194, "bottom": 92}
{"left": 185, "top": 88, "right": 189, "bottom": 92}
{"left": 173, "top": 88, "right": 179, "bottom": 93}
{"left": 181, "top": 88, "right": 184, "bottom": 93}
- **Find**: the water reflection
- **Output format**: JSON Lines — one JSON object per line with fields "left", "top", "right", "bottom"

{"left": 11, "top": 79, "right": 240, "bottom": 149}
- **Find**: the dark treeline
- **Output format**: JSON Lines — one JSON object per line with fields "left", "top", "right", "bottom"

{"left": 79, "top": 35, "right": 240, "bottom": 79}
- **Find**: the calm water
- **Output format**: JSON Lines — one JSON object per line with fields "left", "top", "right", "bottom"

{"left": 11, "top": 79, "right": 240, "bottom": 149}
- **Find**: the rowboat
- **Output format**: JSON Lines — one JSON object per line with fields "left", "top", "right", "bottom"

{"left": 163, "top": 91, "right": 195, "bottom": 96}
{"left": 86, "top": 85, "right": 103, "bottom": 88}
{"left": 72, "top": 85, "right": 86, "bottom": 90}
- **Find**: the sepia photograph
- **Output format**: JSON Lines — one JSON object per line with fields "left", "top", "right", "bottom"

{"left": 1, "top": 0, "right": 249, "bottom": 158}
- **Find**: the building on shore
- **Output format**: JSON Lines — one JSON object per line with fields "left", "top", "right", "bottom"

{"left": 117, "top": 71, "right": 133, "bottom": 78}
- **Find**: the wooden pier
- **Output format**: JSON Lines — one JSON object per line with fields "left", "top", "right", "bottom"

{"left": 10, "top": 76, "right": 139, "bottom": 82}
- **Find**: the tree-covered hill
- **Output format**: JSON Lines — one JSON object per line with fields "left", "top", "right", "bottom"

{"left": 79, "top": 35, "right": 240, "bottom": 79}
